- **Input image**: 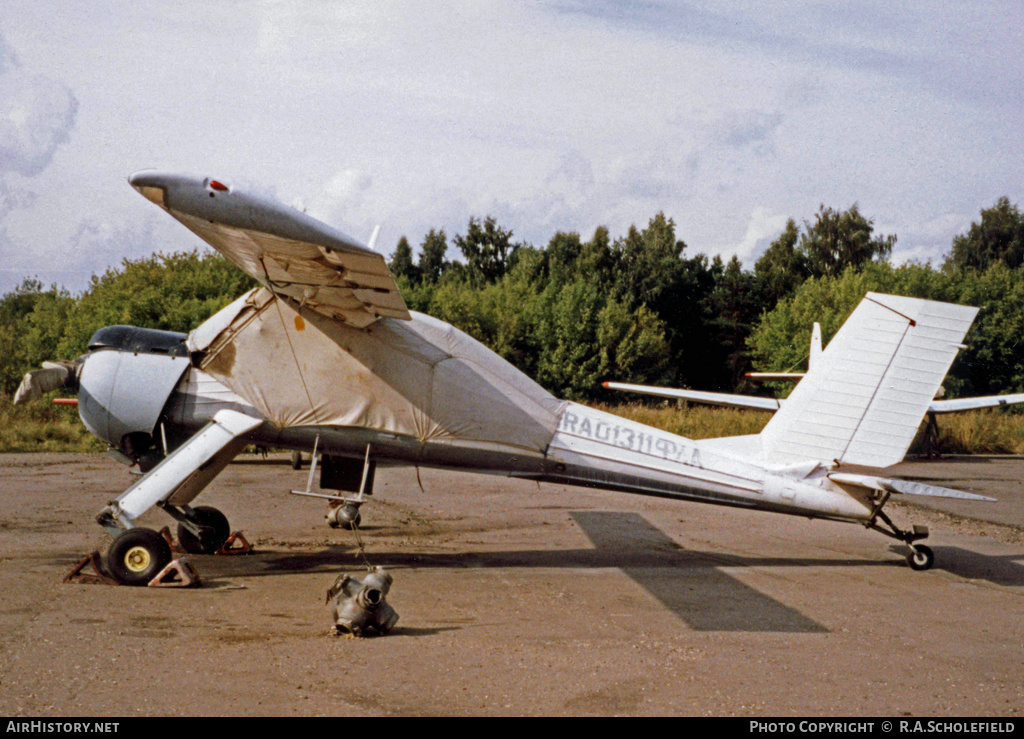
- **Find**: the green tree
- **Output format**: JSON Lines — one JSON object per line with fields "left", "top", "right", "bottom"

{"left": 748, "top": 263, "right": 909, "bottom": 386}
{"left": 418, "top": 229, "right": 449, "bottom": 284}
{"left": 709, "top": 255, "right": 762, "bottom": 390}
{"left": 57, "top": 251, "right": 255, "bottom": 357}
{"left": 944, "top": 197, "right": 1024, "bottom": 271}
{"left": 542, "top": 231, "right": 583, "bottom": 287}
{"left": 612, "top": 212, "right": 685, "bottom": 310}
{"left": 798, "top": 204, "right": 895, "bottom": 278}
{"left": 388, "top": 236, "right": 420, "bottom": 283}
{"left": 754, "top": 218, "right": 808, "bottom": 306}
{"left": 942, "top": 264, "right": 1024, "bottom": 396}
{"left": 454, "top": 216, "right": 517, "bottom": 285}
{"left": 0, "top": 280, "right": 75, "bottom": 395}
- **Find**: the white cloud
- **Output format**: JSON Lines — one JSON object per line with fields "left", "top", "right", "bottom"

{"left": 0, "top": 36, "right": 78, "bottom": 177}
{"left": 729, "top": 207, "right": 791, "bottom": 264}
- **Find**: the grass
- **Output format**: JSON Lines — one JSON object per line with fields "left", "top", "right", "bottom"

{"left": 0, "top": 395, "right": 105, "bottom": 453}
{"left": 922, "top": 410, "right": 1024, "bottom": 455}
{"left": 588, "top": 401, "right": 773, "bottom": 439}
{"left": 2, "top": 394, "right": 1023, "bottom": 457}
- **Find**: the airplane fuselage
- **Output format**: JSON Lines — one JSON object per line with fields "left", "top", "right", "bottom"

{"left": 76, "top": 312, "right": 873, "bottom": 530}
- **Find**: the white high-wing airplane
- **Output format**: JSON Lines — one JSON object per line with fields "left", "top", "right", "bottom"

{"left": 14, "top": 172, "right": 997, "bottom": 586}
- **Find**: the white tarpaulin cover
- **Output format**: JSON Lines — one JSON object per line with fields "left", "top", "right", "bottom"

{"left": 188, "top": 288, "right": 564, "bottom": 453}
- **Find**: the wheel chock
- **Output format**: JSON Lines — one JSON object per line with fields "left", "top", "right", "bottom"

{"left": 148, "top": 557, "right": 201, "bottom": 588}
{"left": 158, "top": 526, "right": 184, "bottom": 553}
{"left": 63, "top": 551, "right": 118, "bottom": 586}
{"left": 216, "top": 531, "right": 253, "bottom": 555}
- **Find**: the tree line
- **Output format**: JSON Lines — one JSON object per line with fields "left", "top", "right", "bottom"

{"left": 3, "top": 196, "right": 1024, "bottom": 403}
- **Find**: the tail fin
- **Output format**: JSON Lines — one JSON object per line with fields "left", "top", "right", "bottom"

{"left": 809, "top": 322, "right": 822, "bottom": 369}
{"left": 759, "top": 293, "right": 977, "bottom": 468}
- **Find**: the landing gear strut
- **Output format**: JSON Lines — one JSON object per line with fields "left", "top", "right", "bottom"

{"left": 865, "top": 491, "right": 935, "bottom": 571}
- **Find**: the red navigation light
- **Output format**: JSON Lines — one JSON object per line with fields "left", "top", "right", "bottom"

{"left": 209, "top": 180, "right": 229, "bottom": 192}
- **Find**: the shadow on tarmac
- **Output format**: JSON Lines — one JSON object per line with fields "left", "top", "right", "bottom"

{"left": 189, "top": 512, "right": 1024, "bottom": 634}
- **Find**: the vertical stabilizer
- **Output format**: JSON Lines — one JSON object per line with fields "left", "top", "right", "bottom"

{"left": 809, "top": 322, "right": 822, "bottom": 369}
{"left": 759, "top": 293, "right": 977, "bottom": 468}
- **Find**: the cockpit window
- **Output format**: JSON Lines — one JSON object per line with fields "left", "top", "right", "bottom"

{"left": 87, "top": 325, "right": 189, "bottom": 357}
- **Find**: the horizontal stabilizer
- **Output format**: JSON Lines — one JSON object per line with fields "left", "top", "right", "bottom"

{"left": 829, "top": 472, "right": 996, "bottom": 501}
{"left": 759, "top": 293, "right": 978, "bottom": 468}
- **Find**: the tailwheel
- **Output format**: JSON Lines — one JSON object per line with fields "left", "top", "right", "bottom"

{"left": 907, "top": 544, "right": 935, "bottom": 571}
{"left": 177, "top": 505, "right": 231, "bottom": 554}
{"left": 865, "top": 491, "right": 935, "bottom": 571}
{"left": 107, "top": 528, "right": 172, "bottom": 586}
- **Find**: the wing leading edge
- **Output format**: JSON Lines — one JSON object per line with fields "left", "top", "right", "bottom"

{"left": 130, "top": 171, "right": 409, "bottom": 328}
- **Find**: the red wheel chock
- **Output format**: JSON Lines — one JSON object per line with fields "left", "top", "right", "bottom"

{"left": 63, "top": 551, "right": 118, "bottom": 585}
{"left": 158, "top": 526, "right": 184, "bottom": 553}
{"left": 147, "top": 557, "right": 201, "bottom": 588}
{"left": 216, "top": 531, "right": 252, "bottom": 555}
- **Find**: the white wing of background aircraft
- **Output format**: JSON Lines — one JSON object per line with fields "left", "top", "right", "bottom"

{"left": 12, "top": 172, "right": 999, "bottom": 591}
{"left": 606, "top": 321, "right": 1024, "bottom": 417}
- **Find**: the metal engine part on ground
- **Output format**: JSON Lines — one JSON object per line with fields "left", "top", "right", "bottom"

{"left": 326, "top": 567, "right": 398, "bottom": 637}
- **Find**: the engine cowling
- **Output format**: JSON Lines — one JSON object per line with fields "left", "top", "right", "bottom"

{"left": 77, "top": 326, "right": 191, "bottom": 455}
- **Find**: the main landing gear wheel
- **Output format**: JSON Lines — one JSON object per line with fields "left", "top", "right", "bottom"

{"left": 177, "top": 505, "right": 231, "bottom": 554}
{"left": 107, "top": 528, "right": 172, "bottom": 586}
{"left": 907, "top": 544, "right": 935, "bottom": 571}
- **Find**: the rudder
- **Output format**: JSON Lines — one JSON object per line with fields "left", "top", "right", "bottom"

{"left": 759, "top": 293, "right": 977, "bottom": 468}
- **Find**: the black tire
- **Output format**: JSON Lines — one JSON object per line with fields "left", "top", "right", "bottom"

{"left": 290, "top": 451, "right": 303, "bottom": 470}
{"left": 107, "top": 528, "right": 172, "bottom": 586}
{"left": 177, "top": 505, "right": 231, "bottom": 554}
{"left": 907, "top": 544, "right": 934, "bottom": 571}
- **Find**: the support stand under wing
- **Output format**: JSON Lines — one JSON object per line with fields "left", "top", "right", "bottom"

{"left": 289, "top": 441, "right": 375, "bottom": 530}
{"left": 97, "top": 409, "right": 263, "bottom": 533}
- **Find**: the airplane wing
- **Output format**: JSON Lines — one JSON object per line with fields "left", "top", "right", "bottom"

{"left": 601, "top": 381, "right": 781, "bottom": 411}
{"left": 130, "top": 171, "right": 409, "bottom": 329}
{"left": 604, "top": 381, "right": 1024, "bottom": 417}
{"left": 927, "top": 393, "right": 1024, "bottom": 414}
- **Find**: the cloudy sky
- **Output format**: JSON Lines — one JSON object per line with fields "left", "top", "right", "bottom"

{"left": 1, "top": 1, "right": 1022, "bottom": 295}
